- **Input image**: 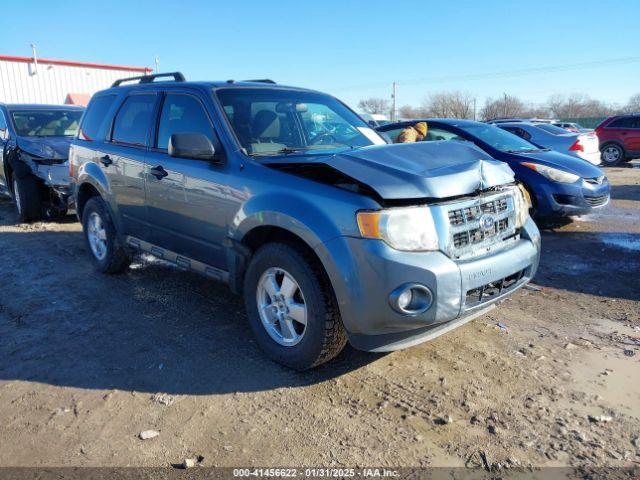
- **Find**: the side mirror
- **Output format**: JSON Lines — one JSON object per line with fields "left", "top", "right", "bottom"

{"left": 168, "top": 133, "right": 222, "bottom": 162}
{"left": 368, "top": 120, "right": 378, "bottom": 128}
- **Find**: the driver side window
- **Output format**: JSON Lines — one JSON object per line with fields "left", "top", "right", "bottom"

{"left": 156, "top": 94, "right": 217, "bottom": 151}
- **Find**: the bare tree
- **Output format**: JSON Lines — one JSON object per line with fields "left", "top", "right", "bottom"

{"left": 480, "top": 94, "right": 527, "bottom": 120}
{"left": 547, "top": 93, "right": 614, "bottom": 118}
{"left": 398, "top": 105, "right": 423, "bottom": 119}
{"left": 624, "top": 93, "right": 640, "bottom": 113}
{"left": 357, "top": 98, "right": 390, "bottom": 115}
{"left": 421, "top": 91, "right": 475, "bottom": 119}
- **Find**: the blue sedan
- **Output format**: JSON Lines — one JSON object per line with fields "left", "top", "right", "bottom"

{"left": 376, "top": 119, "right": 610, "bottom": 219}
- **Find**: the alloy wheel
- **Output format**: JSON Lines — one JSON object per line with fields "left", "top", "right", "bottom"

{"left": 87, "top": 212, "right": 108, "bottom": 261}
{"left": 602, "top": 146, "right": 621, "bottom": 164}
{"left": 256, "top": 267, "right": 308, "bottom": 346}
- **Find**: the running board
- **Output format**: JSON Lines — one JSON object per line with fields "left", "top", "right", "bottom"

{"left": 125, "top": 236, "right": 229, "bottom": 283}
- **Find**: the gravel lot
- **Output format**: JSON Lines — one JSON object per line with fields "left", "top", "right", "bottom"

{"left": 0, "top": 163, "right": 638, "bottom": 473}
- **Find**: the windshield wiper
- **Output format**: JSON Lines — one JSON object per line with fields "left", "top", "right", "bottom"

{"left": 277, "top": 147, "right": 311, "bottom": 154}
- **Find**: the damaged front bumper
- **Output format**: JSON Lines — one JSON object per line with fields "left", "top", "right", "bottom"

{"left": 32, "top": 161, "right": 74, "bottom": 208}
{"left": 315, "top": 217, "right": 540, "bottom": 352}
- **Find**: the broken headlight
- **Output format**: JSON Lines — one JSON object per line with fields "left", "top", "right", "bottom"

{"left": 357, "top": 206, "right": 439, "bottom": 251}
{"left": 514, "top": 184, "right": 531, "bottom": 228}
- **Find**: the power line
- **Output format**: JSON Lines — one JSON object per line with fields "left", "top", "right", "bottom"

{"left": 335, "top": 56, "right": 640, "bottom": 92}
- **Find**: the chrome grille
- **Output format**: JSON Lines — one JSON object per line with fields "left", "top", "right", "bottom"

{"left": 585, "top": 194, "right": 609, "bottom": 206}
{"left": 438, "top": 191, "right": 518, "bottom": 260}
{"left": 452, "top": 218, "right": 510, "bottom": 248}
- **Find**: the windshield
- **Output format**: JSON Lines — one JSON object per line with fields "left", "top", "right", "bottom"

{"left": 458, "top": 124, "right": 540, "bottom": 153}
{"left": 215, "top": 88, "right": 386, "bottom": 156}
{"left": 535, "top": 123, "right": 574, "bottom": 135}
{"left": 11, "top": 110, "right": 83, "bottom": 137}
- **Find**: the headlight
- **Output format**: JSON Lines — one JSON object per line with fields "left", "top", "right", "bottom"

{"left": 521, "top": 162, "right": 580, "bottom": 183}
{"left": 357, "top": 206, "right": 439, "bottom": 251}
{"left": 514, "top": 184, "right": 531, "bottom": 228}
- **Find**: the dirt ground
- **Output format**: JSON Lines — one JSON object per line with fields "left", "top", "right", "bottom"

{"left": 0, "top": 162, "right": 638, "bottom": 473}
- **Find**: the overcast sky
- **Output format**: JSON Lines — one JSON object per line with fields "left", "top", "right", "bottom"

{"left": 3, "top": 0, "right": 639, "bottom": 110}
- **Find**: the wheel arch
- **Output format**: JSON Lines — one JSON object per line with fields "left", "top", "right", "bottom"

{"left": 229, "top": 222, "right": 333, "bottom": 299}
{"left": 600, "top": 140, "right": 625, "bottom": 152}
{"left": 76, "top": 182, "right": 102, "bottom": 220}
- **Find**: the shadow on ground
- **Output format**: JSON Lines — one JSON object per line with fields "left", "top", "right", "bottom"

{"left": 0, "top": 225, "right": 385, "bottom": 396}
{"left": 535, "top": 230, "right": 640, "bottom": 301}
{"left": 610, "top": 184, "right": 640, "bottom": 202}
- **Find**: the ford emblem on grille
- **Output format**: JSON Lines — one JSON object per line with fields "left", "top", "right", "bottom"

{"left": 480, "top": 214, "right": 495, "bottom": 231}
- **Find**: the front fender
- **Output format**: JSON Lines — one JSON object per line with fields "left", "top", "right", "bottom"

{"left": 75, "top": 164, "right": 127, "bottom": 237}
{"left": 231, "top": 191, "right": 352, "bottom": 248}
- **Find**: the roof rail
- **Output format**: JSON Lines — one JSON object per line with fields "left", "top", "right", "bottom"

{"left": 242, "top": 79, "right": 276, "bottom": 84}
{"left": 111, "top": 72, "right": 186, "bottom": 87}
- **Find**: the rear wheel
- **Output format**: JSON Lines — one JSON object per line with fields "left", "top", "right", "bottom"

{"left": 12, "top": 175, "right": 41, "bottom": 223}
{"left": 243, "top": 242, "right": 347, "bottom": 370}
{"left": 601, "top": 144, "right": 625, "bottom": 166}
{"left": 81, "top": 197, "right": 131, "bottom": 273}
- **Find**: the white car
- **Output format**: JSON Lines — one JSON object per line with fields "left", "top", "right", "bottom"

{"left": 495, "top": 122, "right": 601, "bottom": 165}
{"left": 360, "top": 113, "right": 391, "bottom": 127}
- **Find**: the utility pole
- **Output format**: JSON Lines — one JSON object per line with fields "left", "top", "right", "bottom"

{"left": 503, "top": 92, "right": 508, "bottom": 117}
{"left": 29, "top": 43, "right": 38, "bottom": 76}
{"left": 473, "top": 97, "right": 477, "bottom": 121}
{"left": 391, "top": 82, "right": 397, "bottom": 121}
{"left": 155, "top": 56, "right": 160, "bottom": 73}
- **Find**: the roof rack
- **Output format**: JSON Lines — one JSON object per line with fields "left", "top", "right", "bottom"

{"left": 111, "top": 72, "right": 186, "bottom": 87}
{"left": 242, "top": 79, "right": 276, "bottom": 84}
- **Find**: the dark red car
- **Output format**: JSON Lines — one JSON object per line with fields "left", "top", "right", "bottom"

{"left": 595, "top": 114, "right": 640, "bottom": 165}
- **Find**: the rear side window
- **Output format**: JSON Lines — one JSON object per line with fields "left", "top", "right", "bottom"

{"left": 156, "top": 94, "right": 215, "bottom": 150}
{"left": 112, "top": 94, "right": 156, "bottom": 146}
{"left": 79, "top": 95, "right": 117, "bottom": 141}
{"left": 502, "top": 126, "right": 532, "bottom": 140}
{"left": 608, "top": 117, "right": 635, "bottom": 128}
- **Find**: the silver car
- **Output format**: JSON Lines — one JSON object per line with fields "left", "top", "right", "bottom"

{"left": 494, "top": 121, "right": 601, "bottom": 165}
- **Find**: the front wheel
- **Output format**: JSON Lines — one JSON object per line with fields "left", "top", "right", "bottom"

{"left": 12, "top": 175, "right": 41, "bottom": 223}
{"left": 81, "top": 197, "right": 131, "bottom": 273}
{"left": 243, "top": 242, "right": 347, "bottom": 370}
{"left": 601, "top": 144, "right": 625, "bottom": 166}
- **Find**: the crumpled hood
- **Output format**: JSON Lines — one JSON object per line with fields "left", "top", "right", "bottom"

{"left": 17, "top": 136, "right": 72, "bottom": 161}
{"left": 314, "top": 141, "right": 515, "bottom": 200}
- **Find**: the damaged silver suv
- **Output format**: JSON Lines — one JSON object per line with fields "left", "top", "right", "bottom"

{"left": 70, "top": 73, "right": 541, "bottom": 370}
{"left": 0, "top": 104, "right": 84, "bottom": 221}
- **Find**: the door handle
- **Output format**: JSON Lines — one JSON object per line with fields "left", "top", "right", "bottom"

{"left": 100, "top": 155, "right": 113, "bottom": 167}
{"left": 149, "top": 165, "right": 168, "bottom": 180}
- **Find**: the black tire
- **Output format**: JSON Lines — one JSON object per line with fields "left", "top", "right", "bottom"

{"left": 81, "top": 197, "right": 131, "bottom": 274}
{"left": 243, "top": 242, "right": 347, "bottom": 370}
{"left": 12, "top": 174, "right": 41, "bottom": 223}
{"left": 600, "top": 143, "right": 625, "bottom": 166}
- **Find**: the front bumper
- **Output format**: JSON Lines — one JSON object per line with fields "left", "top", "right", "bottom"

{"left": 315, "top": 218, "right": 541, "bottom": 351}
{"left": 531, "top": 176, "right": 610, "bottom": 217}
{"left": 33, "top": 162, "right": 74, "bottom": 207}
